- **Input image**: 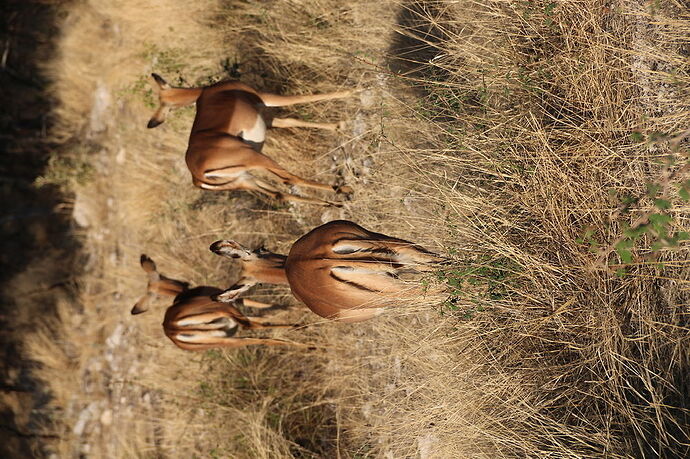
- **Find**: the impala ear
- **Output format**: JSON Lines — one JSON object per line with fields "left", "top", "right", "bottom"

{"left": 147, "top": 73, "right": 171, "bottom": 128}
{"left": 147, "top": 104, "right": 170, "bottom": 129}
{"left": 210, "top": 240, "right": 252, "bottom": 259}
{"left": 151, "top": 73, "right": 170, "bottom": 90}
{"left": 131, "top": 294, "right": 151, "bottom": 315}
{"left": 140, "top": 254, "right": 157, "bottom": 273}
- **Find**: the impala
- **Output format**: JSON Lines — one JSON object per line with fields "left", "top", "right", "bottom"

{"left": 148, "top": 73, "right": 354, "bottom": 206}
{"left": 132, "top": 254, "right": 304, "bottom": 350}
{"left": 211, "top": 220, "right": 445, "bottom": 322}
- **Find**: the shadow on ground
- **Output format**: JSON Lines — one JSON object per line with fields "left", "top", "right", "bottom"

{"left": 0, "top": 1, "right": 80, "bottom": 456}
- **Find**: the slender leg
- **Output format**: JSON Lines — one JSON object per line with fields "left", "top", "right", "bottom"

{"left": 272, "top": 117, "right": 338, "bottom": 131}
{"left": 336, "top": 307, "right": 386, "bottom": 323}
{"left": 198, "top": 147, "right": 351, "bottom": 195}
{"left": 247, "top": 176, "right": 342, "bottom": 207}
{"left": 197, "top": 181, "right": 240, "bottom": 191}
{"left": 175, "top": 337, "right": 304, "bottom": 351}
{"left": 257, "top": 90, "right": 354, "bottom": 107}
{"left": 241, "top": 298, "right": 277, "bottom": 309}
{"left": 212, "top": 282, "right": 256, "bottom": 303}
{"left": 242, "top": 317, "right": 300, "bottom": 329}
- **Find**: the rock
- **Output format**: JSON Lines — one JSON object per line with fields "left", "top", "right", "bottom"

{"left": 89, "top": 82, "right": 111, "bottom": 135}
{"left": 359, "top": 89, "right": 375, "bottom": 108}
{"left": 106, "top": 324, "right": 125, "bottom": 348}
{"left": 417, "top": 433, "right": 439, "bottom": 459}
{"left": 100, "top": 409, "right": 113, "bottom": 426}
{"left": 73, "top": 404, "right": 93, "bottom": 436}
{"left": 72, "top": 193, "right": 92, "bottom": 228}
{"left": 116, "top": 148, "right": 126, "bottom": 164}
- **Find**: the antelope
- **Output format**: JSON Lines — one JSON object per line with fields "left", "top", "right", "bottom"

{"left": 211, "top": 220, "right": 445, "bottom": 323}
{"left": 131, "top": 254, "right": 304, "bottom": 350}
{"left": 147, "top": 73, "right": 354, "bottom": 206}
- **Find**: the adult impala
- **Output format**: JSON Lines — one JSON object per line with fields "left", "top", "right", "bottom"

{"left": 211, "top": 220, "right": 445, "bottom": 322}
{"left": 147, "top": 73, "right": 354, "bottom": 206}
{"left": 132, "top": 255, "right": 304, "bottom": 350}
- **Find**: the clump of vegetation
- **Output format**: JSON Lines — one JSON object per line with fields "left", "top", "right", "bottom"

{"left": 35, "top": 147, "right": 95, "bottom": 191}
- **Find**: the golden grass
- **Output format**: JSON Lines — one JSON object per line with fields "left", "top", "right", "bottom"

{"left": 26, "top": 0, "right": 690, "bottom": 457}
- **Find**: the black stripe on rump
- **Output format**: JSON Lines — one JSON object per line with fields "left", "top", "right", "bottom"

{"left": 329, "top": 271, "right": 381, "bottom": 293}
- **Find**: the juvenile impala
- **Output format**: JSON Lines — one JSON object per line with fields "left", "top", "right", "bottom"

{"left": 132, "top": 255, "right": 304, "bottom": 350}
{"left": 148, "top": 74, "right": 354, "bottom": 206}
{"left": 211, "top": 220, "right": 445, "bottom": 323}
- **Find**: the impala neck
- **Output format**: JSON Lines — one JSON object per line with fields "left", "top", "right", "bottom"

{"left": 162, "top": 87, "right": 203, "bottom": 107}
{"left": 244, "top": 251, "right": 288, "bottom": 285}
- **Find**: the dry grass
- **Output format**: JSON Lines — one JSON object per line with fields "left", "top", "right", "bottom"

{"left": 25, "top": 0, "right": 690, "bottom": 457}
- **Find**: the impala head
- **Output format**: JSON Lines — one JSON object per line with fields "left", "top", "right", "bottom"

{"left": 147, "top": 73, "right": 171, "bottom": 129}
{"left": 210, "top": 239, "right": 289, "bottom": 302}
{"left": 131, "top": 254, "right": 189, "bottom": 315}
{"left": 146, "top": 73, "right": 202, "bottom": 129}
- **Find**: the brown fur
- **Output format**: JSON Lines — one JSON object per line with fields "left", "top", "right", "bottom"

{"left": 148, "top": 74, "right": 355, "bottom": 205}
{"left": 211, "top": 220, "right": 444, "bottom": 322}
{"left": 132, "top": 255, "right": 303, "bottom": 350}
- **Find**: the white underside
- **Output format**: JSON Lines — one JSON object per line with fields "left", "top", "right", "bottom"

{"left": 241, "top": 116, "right": 267, "bottom": 143}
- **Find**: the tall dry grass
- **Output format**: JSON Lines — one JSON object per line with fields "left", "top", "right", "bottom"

{"left": 26, "top": 0, "right": 689, "bottom": 457}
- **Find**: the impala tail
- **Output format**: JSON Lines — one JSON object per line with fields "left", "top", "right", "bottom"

{"left": 147, "top": 73, "right": 202, "bottom": 128}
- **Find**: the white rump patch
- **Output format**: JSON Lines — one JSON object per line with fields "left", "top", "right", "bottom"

{"left": 176, "top": 329, "right": 230, "bottom": 342}
{"left": 177, "top": 316, "right": 237, "bottom": 329}
{"left": 332, "top": 243, "right": 361, "bottom": 254}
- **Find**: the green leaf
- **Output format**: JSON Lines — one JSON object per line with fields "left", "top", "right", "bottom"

{"left": 646, "top": 183, "right": 661, "bottom": 196}
{"left": 679, "top": 187, "right": 690, "bottom": 201}
{"left": 676, "top": 231, "right": 690, "bottom": 241}
{"left": 616, "top": 239, "right": 634, "bottom": 250}
{"left": 624, "top": 224, "right": 649, "bottom": 239}
{"left": 649, "top": 213, "right": 672, "bottom": 226}
{"left": 651, "top": 240, "right": 666, "bottom": 251}
{"left": 654, "top": 199, "right": 672, "bottom": 210}
{"left": 615, "top": 268, "right": 627, "bottom": 277}
{"left": 615, "top": 247, "right": 633, "bottom": 263}
{"left": 630, "top": 131, "right": 644, "bottom": 143}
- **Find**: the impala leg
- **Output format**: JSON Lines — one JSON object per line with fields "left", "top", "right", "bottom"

{"left": 242, "top": 316, "right": 300, "bottom": 329}
{"left": 336, "top": 307, "right": 386, "bottom": 323}
{"left": 196, "top": 180, "right": 240, "bottom": 192}
{"left": 272, "top": 117, "right": 338, "bottom": 131}
{"left": 201, "top": 147, "right": 351, "bottom": 195}
{"left": 257, "top": 90, "right": 354, "bottom": 107}
{"left": 197, "top": 176, "right": 339, "bottom": 205}
{"left": 212, "top": 281, "right": 256, "bottom": 303}
{"left": 175, "top": 337, "right": 302, "bottom": 351}
{"left": 240, "top": 298, "right": 278, "bottom": 309}
{"left": 253, "top": 157, "right": 349, "bottom": 194}
{"left": 248, "top": 176, "right": 342, "bottom": 207}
